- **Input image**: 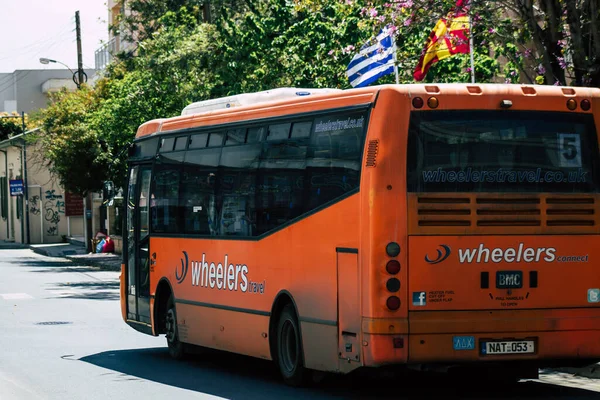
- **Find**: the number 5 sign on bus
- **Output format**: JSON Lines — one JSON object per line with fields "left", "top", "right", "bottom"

{"left": 558, "top": 132, "right": 582, "bottom": 167}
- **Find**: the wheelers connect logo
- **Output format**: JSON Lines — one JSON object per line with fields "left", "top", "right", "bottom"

{"left": 424, "top": 244, "right": 589, "bottom": 264}
{"left": 175, "top": 251, "right": 266, "bottom": 294}
{"left": 424, "top": 245, "right": 451, "bottom": 264}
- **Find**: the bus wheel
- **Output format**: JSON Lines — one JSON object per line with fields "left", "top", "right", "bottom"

{"left": 276, "top": 303, "right": 309, "bottom": 387}
{"left": 165, "top": 294, "right": 185, "bottom": 359}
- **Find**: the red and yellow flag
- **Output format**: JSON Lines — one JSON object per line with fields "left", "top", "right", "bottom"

{"left": 413, "top": 0, "right": 471, "bottom": 81}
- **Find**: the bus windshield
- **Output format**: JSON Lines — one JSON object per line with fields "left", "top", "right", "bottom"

{"left": 407, "top": 110, "right": 600, "bottom": 193}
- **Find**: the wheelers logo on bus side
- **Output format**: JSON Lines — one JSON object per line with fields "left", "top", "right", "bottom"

{"left": 173, "top": 251, "right": 266, "bottom": 294}
{"left": 425, "top": 245, "right": 452, "bottom": 264}
{"left": 175, "top": 251, "right": 189, "bottom": 284}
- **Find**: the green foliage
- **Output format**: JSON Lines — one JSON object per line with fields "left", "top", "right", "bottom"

{"left": 0, "top": 113, "right": 24, "bottom": 141}
{"left": 38, "top": 87, "right": 111, "bottom": 196}
{"left": 37, "top": 0, "right": 600, "bottom": 195}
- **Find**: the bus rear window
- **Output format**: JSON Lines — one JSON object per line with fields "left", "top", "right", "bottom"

{"left": 407, "top": 110, "right": 600, "bottom": 193}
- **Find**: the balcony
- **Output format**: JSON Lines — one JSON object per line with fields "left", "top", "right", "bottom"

{"left": 94, "top": 37, "right": 117, "bottom": 71}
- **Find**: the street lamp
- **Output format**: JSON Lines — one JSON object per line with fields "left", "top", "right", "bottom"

{"left": 39, "top": 57, "right": 86, "bottom": 88}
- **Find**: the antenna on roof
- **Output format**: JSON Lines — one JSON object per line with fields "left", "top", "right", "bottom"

{"left": 181, "top": 87, "right": 342, "bottom": 116}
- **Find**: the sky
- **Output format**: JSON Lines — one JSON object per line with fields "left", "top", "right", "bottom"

{"left": 0, "top": 0, "right": 108, "bottom": 73}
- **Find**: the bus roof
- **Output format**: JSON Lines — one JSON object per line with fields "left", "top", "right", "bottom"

{"left": 135, "top": 83, "right": 600, "bottom": 139}
{"left": 180, "top": 87, "right": 342, "bottom": 116}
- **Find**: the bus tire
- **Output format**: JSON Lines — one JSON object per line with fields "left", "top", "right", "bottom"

{"left": 276, "top": 303, "right": 309, "bottom": 387}
{"left": 165, "top": 294, "right": 186, "bottom": 359}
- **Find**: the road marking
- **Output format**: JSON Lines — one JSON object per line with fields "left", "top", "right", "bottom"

{"left": 0, "top": 293, "right": 34, "bottom": 300}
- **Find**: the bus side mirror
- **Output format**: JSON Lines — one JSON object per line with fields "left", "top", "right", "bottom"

{"left": 103, "top": 180, "right": 115, "bottom": 200}
{"left": 128, "top": 143, "right": 137, "bottom": 157}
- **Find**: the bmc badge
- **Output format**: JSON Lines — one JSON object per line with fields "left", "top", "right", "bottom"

{"left": 175, "top": 251, "right": 189, "bottom": 284}
{"left": 425, "top": 245, "right": 451, "bottom": 264}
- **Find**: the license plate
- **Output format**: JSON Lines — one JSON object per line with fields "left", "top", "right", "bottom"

{"left": 496, "top": 271, "right": 523, "bottom": 289}
{"left": 481, "top": 340, "right": 535, "bottom": 355}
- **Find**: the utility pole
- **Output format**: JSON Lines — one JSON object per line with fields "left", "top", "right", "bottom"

{"left": 21, "top": 111, "right": 30, "bottom": 244}
{"left": 75, "top": 10, "right": 93, "bottom": 252}
{"left": 75, "top": 10, "right": 84, "bottom": 89}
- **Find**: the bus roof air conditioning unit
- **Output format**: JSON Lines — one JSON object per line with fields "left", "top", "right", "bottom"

{"left": 181, "top": 87, "right": 341, "bottom": 116}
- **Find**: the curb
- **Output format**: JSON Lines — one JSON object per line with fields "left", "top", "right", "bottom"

{"left": 26, "top": 244, "right": 122, "bottom": 272}
{"left": 64, "top": 254, "right": 122, "bottom": 272}
{"left": 30, "top": 246, "right": 51, "bottom": 257}
{"left": 0, "top": 242, "right": 29, "bottom": 250}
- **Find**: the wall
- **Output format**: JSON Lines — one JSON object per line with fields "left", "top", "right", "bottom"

{"left": 0, "top": 69, "right": 96, "bottom": 114}
{"left": 0, "top": 144, "right": 25, "bottom": 242}
{"left": 0, "top": 137, "right": 83, "bottom": 244}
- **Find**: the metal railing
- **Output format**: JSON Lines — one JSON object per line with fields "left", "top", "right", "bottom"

{"left": 94, "top": 37, "right": 118, "bottom": 71}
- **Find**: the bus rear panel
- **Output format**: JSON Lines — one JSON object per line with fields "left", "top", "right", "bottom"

{"left": 406, "top": 107, "right": 600, "bottom": 365}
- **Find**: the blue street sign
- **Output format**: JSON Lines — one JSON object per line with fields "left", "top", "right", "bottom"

{"left": 9, "top": 179, "right": 23, "bottom": 196}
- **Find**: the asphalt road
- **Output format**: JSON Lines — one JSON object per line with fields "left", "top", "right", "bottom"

{"left": 1, "top": 248, "right": 600, "bottom": 400}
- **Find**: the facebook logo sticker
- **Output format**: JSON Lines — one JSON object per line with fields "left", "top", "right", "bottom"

{"left": 588, "top": 289, "right": 600, "bottom": 303}
{"left": 412, "top": 291, "right": 427, "bottom": 306}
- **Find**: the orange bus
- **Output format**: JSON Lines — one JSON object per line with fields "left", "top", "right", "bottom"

{"left": 120, "top": 84, "right": 600, "bottom": 385}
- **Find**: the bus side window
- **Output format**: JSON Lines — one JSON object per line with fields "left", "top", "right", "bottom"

{"left": 219, "top": 144, "right": 261, "bottom": 236}
{"left": 151, "top": 164, "right": 182, "bottom": 233}
{"left": 306, "top": 113, "right": 365, "bottom": 210}
{"left": 267, "top": 123, "right": 291, "bottom": 141}
{"left": 182, "top": 147, "right": 221, "bottom": 235}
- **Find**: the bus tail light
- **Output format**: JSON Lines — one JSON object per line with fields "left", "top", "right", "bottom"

{"left": 427, "top": 97, "right": 439, "bottom": 108}
{"left": 567, "top": 99, "right": 577, "bottom": 110}
{"left": 412, "top": 97, "right": 424, "bottom": 108}
{"left": 386, "top": 296, "right": 401, "bottom": 310}
{"left": 386, "top": 260, "right": 400, "bottom": 274}
{"left": 386, "top": 278, "right": 400, "bottom": 292}
{"left": 386, "top": 242, "right": 400, "bottom": 257}
{"left": 581, "top": 99, "right": 591, "bottom": 111}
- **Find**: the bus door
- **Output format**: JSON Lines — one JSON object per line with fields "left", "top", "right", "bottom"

{"left": 126, "top": 165, "right": 152, "bottom": 324}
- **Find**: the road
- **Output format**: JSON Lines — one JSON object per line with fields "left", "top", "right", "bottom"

{"left": 1, "top": 248, "right": 600, "bottom": 400}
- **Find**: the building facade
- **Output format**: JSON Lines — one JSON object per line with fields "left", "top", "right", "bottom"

{"left": 95, "top": 0, "right": 137, "bottom": 71}
{"left": 0, "top": 68, "right": 95, "bottom": 246}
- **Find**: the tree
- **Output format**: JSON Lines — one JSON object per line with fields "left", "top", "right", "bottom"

{"left": 93, "top": 8, "right": 222, "bottom": 189}
{"left": 511, "top": 0, "right": 600, "bottom": 86}
{"left": 38, "top": 0, "right": 598, "bottom": 198}
{"left": 0, "top": 112, "right": 35, "bottom": 141}
{"left": 0, "top": 113, "right": 23, "bottom": 141}
{"left": 37, "top": 87, "right": 111, "bottom": 196}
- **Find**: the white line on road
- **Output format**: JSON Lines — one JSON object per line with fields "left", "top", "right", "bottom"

{"left": 0, "top": 293, "right": 34, "bottom": 300}
{"left": 0, "top": 369, "right": 46, "bottom": 400}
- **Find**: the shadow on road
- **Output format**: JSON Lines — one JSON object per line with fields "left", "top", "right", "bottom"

{"left": 15, "top": 260, "right": 109, "bottom": 274}
{"left": 30, "top": 267, "right": 102, "bottom": 274}
{"left": 13, "top": 260, "right": 78, "bottom": 268}
{"left": 45, "top": 281, "right": 120, "bottom": 301}
{"left": 80, "top": 347, "right": 600, "bottom": 399}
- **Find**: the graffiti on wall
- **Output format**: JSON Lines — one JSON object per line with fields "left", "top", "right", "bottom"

{"left": 30, "top": 195, "right": 41, "bottom": 216}
{"left": 28, "top": 190, "right": 65, "bottom": 236}
{"left": 45, "top": 190, "right": 64, "bottom": 236}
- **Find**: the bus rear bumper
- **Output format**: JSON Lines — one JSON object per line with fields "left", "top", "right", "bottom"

{"left": 362, "top": 309, "right": 600, "bottom": 367}
{"left": 407, "top": 329, "right": 600, "bottom": 365}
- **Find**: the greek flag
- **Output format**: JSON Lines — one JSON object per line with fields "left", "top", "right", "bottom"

{"left": 346, "top": 28, "right": 397, "bottom": 88}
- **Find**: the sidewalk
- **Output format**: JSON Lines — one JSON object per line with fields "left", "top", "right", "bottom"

{"left": 27, "top": 240, "right": 122, "bottom": 271}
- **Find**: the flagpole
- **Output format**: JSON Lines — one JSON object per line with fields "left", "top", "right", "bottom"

{"left": 468, "top": 0, "right": 475, "bottom": 83}
{"left": 392, "top": 33, "right": 399, "bottom": 84}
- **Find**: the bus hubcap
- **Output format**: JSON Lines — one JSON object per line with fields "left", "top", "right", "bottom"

{"left": 280, "top": 320, "right": 297, "bottom": 374}
{"left": 166, "top": 309, "right": 176, "bottom": 342}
